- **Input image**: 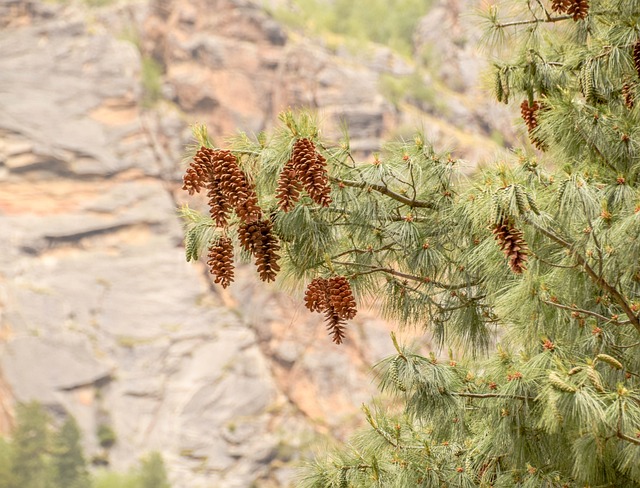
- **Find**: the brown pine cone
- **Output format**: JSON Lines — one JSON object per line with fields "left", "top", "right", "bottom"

{"left": 634, "top": 42, "right": 640, "bottom": 79}
{"left": 206, "top": 175, "right": 231, "bottom": 228}
{"left": 207, "top": 237, "right": 234, "bottom": 288}
{"left": 253, "top": 220, "right": 281, "bottom": 282}
{"left": 567, "top": 0, "right": 588, "bottom": 21}
{"left": 304, "top": 275, "right": 356, "bottom": 344}
{"left": 238, "top": 219, "right": 281, "bottom": 282}
{"left": 327, "top": 276, "right": 357, "bottom": 320}
{"left": 304, "top": 277, "right": 329, "bottom": 313}
{"left": 520, "top": 100, "right": 539, "bottom": 132}
{"left": 238, "top": 221, "right": 262, "bottom": 254}
{"left": 276, "top": 159, "right": 303, "bottom": 212}
{"left": 492, "top": 220, "right": 529, "bottom": 274}
{"left": 211, "top": 150, "right": 262, "bottom": 223}
{"left": 551, "top": 0, "right": 570, "bottom": 13}
{"left": 291, "top": 138, "right": 332, "bottom": 207}
{"left": 324, "top": 310, "right": 347, "bottom": 345}
{"left": 623, "top": 83, "right": 635, "bottom": 109}
{"left": 182, "top": 146, "right": 214, "bottom": 195}
{"left": 520, "top": 100, "right": 546, "bottom": 150}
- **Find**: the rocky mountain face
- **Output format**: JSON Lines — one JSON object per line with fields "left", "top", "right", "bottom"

{"left": 0, "top": 0, "right": 512, "bottom": 486}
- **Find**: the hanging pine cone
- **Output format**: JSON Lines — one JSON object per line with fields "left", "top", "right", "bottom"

{"left": 211, "top": 150, "right": 262, "bottom": 223}
{"left": 520, "top": 100, "right": 539, "bottom": 132}
{"left": 205, "top": 175, "right": 231, "bottom": 228}
{"left": 238, "top": 219, "right": 281, "bottom": 282}
{"left": 253, "top": 220, "right": 281, "bottom": 282}
{"left": 303, "top": 276, "right": 357, "bottom": 344}
{"left": 182, "top": 146, "right": 214, "bottom": 195}
{"left": 276, "top": 159, "right": 303, "bottom": 212}
{"left": 551, "top": 0, "right": 570, "bottom": 13}
{"left": 622, "top": 83, "right": 635, "bottom": 109}
{"left": 207, "top": 237, "right": 234, "bottom": 288}
{"left": 304, "top": 277, "right": 329, "bottom": 313}
{"left": 205, "top": 174, "right": 231, "bottom": 228}
{"left": 238, "top": 220, "right": 261, "bottom": 254}
{"left": 520, "top": 100, "right": 546, "bottom": 150}
{"left": 324, "top": 311, "right": 347, "bottom": 345}
{"left": 491, "top": 220, "right": 529, "bottom": 274}
{"left": 327, "top": 276, "right": 357, "bottom": 320}
{"left": 634, "top": 42, "right": 640, "bottom": 79}
{"left": 567, "top": 0, "right": 589, "bottom": 21}
{"left": 291, "top": 138, "right": 332, "bottom": 207}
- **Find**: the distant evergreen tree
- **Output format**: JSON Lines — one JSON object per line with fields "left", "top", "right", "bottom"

{"left": 10, "top": 402, "right": 51, "bottom": 488}
{"left": 180, "top": 0, "right": 640, "bottom": 486}
{"left": 51, "top": 416, "right": 90, "bottom": 488}
{"left": 138, "top": 452, "right": 170, "bottom": 488}
{"left": 92, "top": 470, "right": 140, "bottom": 488}
{"left": 0, "top": 437, "right": 15, "bottom": 488}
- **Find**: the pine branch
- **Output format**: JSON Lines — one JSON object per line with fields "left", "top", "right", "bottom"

{"left": 330, "top": 177, "right": 435, "bottom": 209}
{"left": 531, "top": 251, "right": 579, "bottom": 269}
{"left": 451, "top": 392, "right": 531, "bottom": 401}
{"left": 333, "top": 261, "right": 480, "bottom": 291}
{"left": 534, "top": 0, "right": 552, "bottom": 20}
{"left": 617, "top": 400, "right": 640, "bottom": 446}
{"left": 541, "top": 300, "right": 629, "bottom": 326}
{"left": 330, "top": 244, "right": 397, "bottom": 261}
{"left": 529, "top": 221, "right": 640, "bottom": 334}
{"left": 617, "top": 432, "right": 640, "bottom": 446}
{"left": 361, "top": 405, "right": 423, "bottom": 450}
{"left": 612, "top": 341, "right": 640, "bottom": 349}
{"left": 494, "top": 14, "right": 572, "bottom": 28}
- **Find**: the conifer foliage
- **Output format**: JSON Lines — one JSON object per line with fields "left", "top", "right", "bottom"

{"left": 180, "top": 0, "right": 640, "bottom": 484}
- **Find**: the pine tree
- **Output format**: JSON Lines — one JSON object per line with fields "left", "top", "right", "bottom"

{"left": 0, "top": 437, "right": 15, "bottom": 488}
{"left": 51, "top": 416, "right": 90, "bottom": 488}
{"left": 10, "top": 402, "right": 51, "bottom": 488}
{"left": 137, "top": 451, "right": 170, "bottom": 488}
{"left": 180, "top": 1, "right": 640, "bottom": 486}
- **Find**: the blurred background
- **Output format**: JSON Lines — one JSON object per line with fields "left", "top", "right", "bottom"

{"left": 0, "top": 0, "right": 517, "bottom": 486}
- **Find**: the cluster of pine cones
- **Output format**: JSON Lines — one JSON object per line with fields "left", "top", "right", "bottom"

{"left": 551, "top": 0, "right": 589, "bottom": 20}
{"left": 492, "top": 220, "right": 529, "bottom": 274}
{"left": 276, "top": 137, "right": 332, "bottom": 211}
{"left": 520, "top": 100, "right": 546, "bottom": 150}
{"left": 304, "top": 276, "right": 358, "bottom": 344}
{"left": 182, "top": 147, "right": 280, "bottom": 286}
{"left": 183, "top": 139, "right": 357, "bottom": 344}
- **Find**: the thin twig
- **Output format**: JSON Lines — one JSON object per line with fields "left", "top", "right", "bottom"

{"left": 452, "top": 392, "right": 531, "bottom": 401}
{"left": 541, "top": 300, "right": 628, "bottom": 325}
{"left": 330, "top": 177, "right": 435, "bottom": 209}
{"left": 332, "top": 261, "right": 480, "bottom": 291}
{"left": 531, "top": 251, "right": 579, "bottom": 269}
{"left": 494, "top": 15, "right": 572, "bottom": 28}
{"left": 612, "top": 341, "right": 640, "bottom": 349}
{"left": 617, "top": 432, "right": 640, "bottom": 446}
{"left": 534, "top": 0, "right": 552, "bottom": 20}
{"left": 617, "top": 400, "right": 640, "bottom": 446}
